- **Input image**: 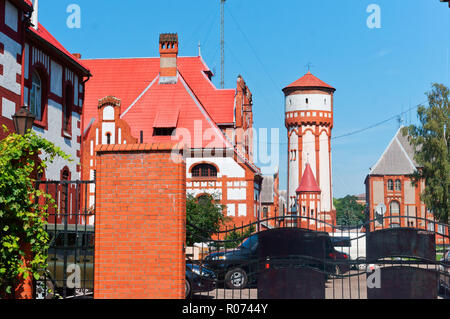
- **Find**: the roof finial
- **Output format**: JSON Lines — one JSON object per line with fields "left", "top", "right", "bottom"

{"left": 198, "top": 41, "right": 201, "bottom": 57}
{"left": 305, "top": 62, "right": 314, "bottom": 73}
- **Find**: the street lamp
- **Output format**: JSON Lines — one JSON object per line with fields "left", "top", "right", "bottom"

{"left": 12, "top": 106, "right": 35, "bottom": 136}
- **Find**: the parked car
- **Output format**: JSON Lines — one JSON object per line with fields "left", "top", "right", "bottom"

{"left": 439, "top": 250, "right": 450, "bottom": 295}
{"left": 203, "top": 231, "right": 349, "bottom": 289}
{"left": 185, "top": 263, "right": 216, "bottom": 298}
{"left": 36, "top": 224, "right": 95, "bottom": 299}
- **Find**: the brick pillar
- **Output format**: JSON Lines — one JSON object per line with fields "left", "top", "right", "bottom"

{"left": 94, "top": 143, "right": 186, "bottom": 299}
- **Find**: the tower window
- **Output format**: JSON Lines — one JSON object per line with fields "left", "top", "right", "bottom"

{"left": 306, "top": 98, "right": 309, "bottom": 104}
{"left": 106, "top": 133, "right": 111, "bottom": 145}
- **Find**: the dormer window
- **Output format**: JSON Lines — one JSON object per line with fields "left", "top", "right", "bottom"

{"left": 153, "top": 127, "right": 175, "bottom": 136}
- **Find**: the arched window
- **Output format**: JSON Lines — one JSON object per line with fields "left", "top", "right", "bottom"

{"left": 395, "top": 179, "right": 401, "bottom": 191}
{"left": 30, "top": 70, "right": 42, "bottom": 120}
{"left": 387, "top": 179, "right": 394, "bottom": 191}
{"left": 191, "top": 164, "right": 217, "bottom": 178}
{"left": 106, "top": 133, "right": 111, "bottom": 145}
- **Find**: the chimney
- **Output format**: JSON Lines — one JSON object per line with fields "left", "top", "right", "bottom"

{"left": 73, "top": 53, "right": 82, "bottom": 59}
{"left": 159, "top": 33, "right": 178, "bottom": 78}
{"left": 31, "top": 0, "right": 38, "bottom": 30}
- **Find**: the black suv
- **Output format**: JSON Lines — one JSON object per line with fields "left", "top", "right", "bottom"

{"left": 204, "top": 229, "right": 349, "bottom": 289}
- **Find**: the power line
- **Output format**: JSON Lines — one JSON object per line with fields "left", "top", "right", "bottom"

{"left": 257, "top": 102, "right": 424, "bottom": 145}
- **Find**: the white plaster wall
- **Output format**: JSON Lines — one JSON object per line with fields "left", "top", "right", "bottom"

{"left": 0, "top": 32, "right": 22, "bottom": 95}
{"left": 101, "top": 122, "right": 115, "bottom": 144}
{"left": 227, "top": 188, "right": 246, "bottom": 201}
{"left": 187, "top": 188, "right": 223, "bottom": 200}
{"left": 319, "top": 130, "right": 331, "bottom": 212}
{"left": 302, "top": 130, "right": 316, "bottom": 178}
{"left": 186, "top": 156, "right": 245, "bottom": 178}
{"left": 1, "top": 97, "right": 15, "bottom": 119}
{"left": 238, "top": 203, "right": 247, "bottom": 217}
{"left": 288, "top": 129, "right": 298, "bottom": 209}
{"left": 286, "top": 94, "right": 331, "bottom": 113}
{"left": 33, "top": 100, "right": 81, "bottom": 180}
{"left": 227, "top": 204, "right": 235, "bottom": 217}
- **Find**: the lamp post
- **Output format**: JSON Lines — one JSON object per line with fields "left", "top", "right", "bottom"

{"left": 10, "top": 106, "right": 35, "bottom": 299}
{"left": 12, "top": 106, "right": 35, "bottom": 135}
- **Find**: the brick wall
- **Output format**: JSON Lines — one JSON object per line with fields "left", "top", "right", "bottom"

{"left": 94, "top": 143, "right": 186, "bottom": 299}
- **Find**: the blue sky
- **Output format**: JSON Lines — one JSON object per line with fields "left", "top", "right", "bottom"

{"left": 38, "top": 0, "right": 450, "bottom": 198}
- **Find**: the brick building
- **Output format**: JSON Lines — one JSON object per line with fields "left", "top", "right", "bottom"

{"left": 81, "top": 33, "right": 262, "bottom": 227}
{"left": 365, "top": 128, "right": 448, "bottom": 240}
{"left": 0, "top": 0, "right": 90, "bottom": 181}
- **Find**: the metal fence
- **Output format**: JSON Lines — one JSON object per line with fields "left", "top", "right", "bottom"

{"left": 186, "top": 215, "right": 450, "bottom": 299}
{"left": 34, "top": 180, "right": 95, "bottom": 299}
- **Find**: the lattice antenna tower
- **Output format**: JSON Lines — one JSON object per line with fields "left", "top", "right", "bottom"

{"left": 220, "top": 0, "right": 226, "bottom": 89}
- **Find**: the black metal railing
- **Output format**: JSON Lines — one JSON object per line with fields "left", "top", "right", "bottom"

{"left": 34, "top": 180, "right": 95, "bottom": 299}
{"left": 186, "top": 214, "right": 450, "bottom": 299}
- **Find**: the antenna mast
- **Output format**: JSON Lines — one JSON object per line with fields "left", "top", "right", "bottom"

{"left": 220, "top": 0, "right": 226, "bottom": 88}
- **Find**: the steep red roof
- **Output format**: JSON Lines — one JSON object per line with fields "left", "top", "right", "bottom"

{"left": 284, "top": 71, "right": 335, "bottom": 91}
{"left": 81, "top": 56, "right": 236, "bottom": 149}
{"left": 296, "top": 164, "right": 321, "bottom": 193}
{"left": 82, "top": 57, "right": 235, "bottom": 126}
{"left": 27, "top": 23, "right": 90, "bottom": 75}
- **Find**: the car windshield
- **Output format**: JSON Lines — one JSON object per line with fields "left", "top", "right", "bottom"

{"left": 239, "top": 234, "right": 258, "bottom": 250}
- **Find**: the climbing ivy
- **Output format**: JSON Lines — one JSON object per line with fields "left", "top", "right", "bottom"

{"left": 0, "top": 126, "right": 70, "bottom": 298}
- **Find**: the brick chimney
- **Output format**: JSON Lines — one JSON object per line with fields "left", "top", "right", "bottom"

{"left": 159, "top": 33, "right": 178, "bottom": 78}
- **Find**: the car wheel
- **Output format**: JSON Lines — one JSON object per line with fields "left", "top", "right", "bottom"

{"left": 225, "top": 268, "right": 248, "bottom": 289}
{"left": 185, "top": 278, "right": 192, "bottom": 299}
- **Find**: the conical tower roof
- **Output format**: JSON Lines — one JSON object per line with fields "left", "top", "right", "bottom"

{"left": 283, "top": 71, "right": 335, "bottom": 92}
{"left": 296, "top": 164, "right": 321, "bottom": 193}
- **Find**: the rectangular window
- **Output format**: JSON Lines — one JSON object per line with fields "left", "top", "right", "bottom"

{"left": 153, "top": 127, "right": 175, "bottom": 136}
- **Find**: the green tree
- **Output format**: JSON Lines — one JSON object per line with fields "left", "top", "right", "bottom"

{"left": 333, "top": 195, "right": 366, "bottom": 226}
{"left": 0, "top": 127, "right": 70, "bottom": 297}
{"left": 223, "top": 224, "right": 256, "bottom": 249}
{"left": 186, "top": 193, "right": 227, "bottom": 246}
{"left": 402, "top": 83, "right": 450, "bottom": 223}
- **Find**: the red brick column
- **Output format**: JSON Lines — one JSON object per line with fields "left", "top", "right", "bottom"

{"left": 94, "top": 143, "right": 186, "bottom": 299}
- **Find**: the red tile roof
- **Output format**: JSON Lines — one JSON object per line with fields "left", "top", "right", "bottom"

{"left": 284, "top": 71, "right": 335, "bottom": 91}
{"left": 82, "top": 56, "right": 236, "bottom": 149}
{"left": 27, "top": 23, "right": 90, "bottom": 75}
{"left": 296, "top": 164, "right": 321, "bottom": 193}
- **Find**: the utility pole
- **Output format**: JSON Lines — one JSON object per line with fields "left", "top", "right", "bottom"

{"left": 220, "top": 0, "right": 226, "bottom": 89}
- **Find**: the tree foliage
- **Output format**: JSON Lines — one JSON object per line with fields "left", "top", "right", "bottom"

{"left": 333, "top": 195, "right": 366, "bottom": 226}
{"left": 223, "top": 224, "right": 256, "bottom": 249}
{"left": 186, "top": 193, "right": 227, "bottom": 246}
{"left": 402, "top": 83, "right": 450, "bottom": 223}
{"left": 0, "top": 127, "right": 70, "bottom": 297}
